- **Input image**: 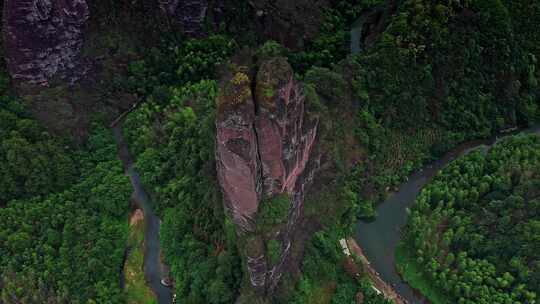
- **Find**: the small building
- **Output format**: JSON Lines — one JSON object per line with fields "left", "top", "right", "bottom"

{"left": 371, "top": 285, "right": 382, "bottom": 295}
{"left": 339, "top": 238, "right": 351, "bottom": 256}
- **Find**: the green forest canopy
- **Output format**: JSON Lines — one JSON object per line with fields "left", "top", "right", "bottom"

{"left": 0, "top": 101, "right": 131, "bottom": 303}
{"left": 1, "top": 0, "right": 540, "bottom": 303}
{"left": 400, "top": 134, "right": 540, "bottom": 304}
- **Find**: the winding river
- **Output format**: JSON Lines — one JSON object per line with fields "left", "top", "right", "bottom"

{"left": 112, "top": 126, "right": 173, "bottom": 304}
{"left": 351, "top": 15, "right": 540, "bottom": 303}
{"left": 353, "top": 126, "right": 540, "bottom": 304}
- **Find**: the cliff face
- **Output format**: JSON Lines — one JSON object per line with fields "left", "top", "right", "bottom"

{"left": 1, "top": 0, "right": 223, "bottom": 139}
{"left": 255, "top": 58, "right": 318, "bottom": 197}
{"left": 216, "top": 57, "right": 319, "bottom": 296}
{"left": 3, "top": 0, "right": 90, "bottom": 86}
{"left": 216, "top": 68, "right": 262, "bottom": 231}
{"left": 2, "top": 0, "right": 216, "bottom": 87}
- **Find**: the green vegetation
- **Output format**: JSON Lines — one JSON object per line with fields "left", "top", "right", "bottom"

{"left": 0, "top": 97, "right": 77, "bottom": 205}
{"left": 121, "top": 34, "right": 242, "bottom": 302}
{"left": 124, "top": 212, "right": 157, "bottom": 304}
{"left": 246, "top": 193, "right": 290, "bottom": 271}
{"left": 0, "top": 24, "right": 132, "bottom": 298}
{"left": 121, "top": 35, "right": 236, "bottom": 100}
{"left": 395, "top": 243, "right": 450, "bottom": 304}
{"left": 124, "top": 80, "right": 242, "bottom": 303}
{"left": 0, "top": 110, "right": 132, "bottom": 303}
{"left": 256, "top": 194, "right": 290, "bottom": 232}
{"left": 288, "top": 0, "right": 382, "bottom": 73}
{"left": 255, "top": 194, "right": 291, "bottom": 267}
{"left": 298, "top": 0, "right": 540, "bottom": 222}
{"left": 351, "top": 0, "right": 540, "bottom": 131}
{"left": 289, "top": 229, "right": 391, "bottom": 304}
{"left": 266, "top": 239, "right": 281, "bottom": 265}
{"left": 2, "top": 0, "right": 540, "bottom": 303}
{"left": 398, "top": 134, "right": 540, "bottom": 304}
{"left": 285, "top": 1, "right": 540, "bottom": 301}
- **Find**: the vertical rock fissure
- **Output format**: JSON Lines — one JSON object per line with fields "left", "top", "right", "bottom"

{"left": 252, "top": 121, "right": 264, "bottom": 199}
{"left": 250, "top": 71, "right": 264, "bottom": 192}
{"left": 249, "top": 67, "right": 271, "bottom": 295}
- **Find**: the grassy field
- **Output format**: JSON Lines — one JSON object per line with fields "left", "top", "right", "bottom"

{"left": 394, "top": 243, "right": 450, "bottom": 304}
{"left": 124, "top": 211, "right": 157, "bottom": 304}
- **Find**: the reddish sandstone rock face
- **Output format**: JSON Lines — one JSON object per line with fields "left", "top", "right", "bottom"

{"left": 255, "top": 58, "right": 318, "bottom": 197}
{"left": 3, "top": 0, "right": 90, "bottom": 86}
{"left": 255, "top": 59, "right": 319, "bottom": 293}
{"left": 216, "top": 68, "right": 261, "bottom": 231}
{"left": 216, "top": 57, "right": 319, "bottom": 294}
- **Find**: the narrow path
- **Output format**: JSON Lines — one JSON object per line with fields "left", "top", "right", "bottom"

{"left": 112, "top": 125, "right": 173, "bottom": 304}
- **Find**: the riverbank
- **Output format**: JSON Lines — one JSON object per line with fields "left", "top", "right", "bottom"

{"left": 354, "top": 126, "right": 540, "bottom": 304}
{"left": 124, "top": 209, "right": 158, "bottom": 304}
{"left": 394, "top": 243, "right": 448, "bottom": 304}
{"left": 393, "top": 130, "right": 540, "bottom": 304}
{"left": 112, "top": 125, "right": 173, "bottom": 304}
{"left": 346, "top": 238, "right": 406, "bottom": 304}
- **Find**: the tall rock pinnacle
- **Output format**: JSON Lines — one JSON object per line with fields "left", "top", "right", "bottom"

{"left": 216, "top": 57, "right": 319, "bottom": 295}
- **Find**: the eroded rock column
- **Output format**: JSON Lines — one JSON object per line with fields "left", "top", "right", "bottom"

{"left": 216, "top": 57, "right": 319, "bottom": 296}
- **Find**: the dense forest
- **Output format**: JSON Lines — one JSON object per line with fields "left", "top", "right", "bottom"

{"left": 0, "top": 0, "right": 539, "bottom": 303}
{"left": 0, "top": 90, "right": 132, "bottom": 302}
{"left": 398, "top": 134, "right": 540, "bottom": 304}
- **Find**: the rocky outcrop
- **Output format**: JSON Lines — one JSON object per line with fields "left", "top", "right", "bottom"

{"left": 255, "top": 58, "right": 318, "bottom": 197}
{"left": 254, "top": 58, "right": 319, "bottom": 292}
{"left": 3, "top": 0, "right": 90, "bottom": 86}
{"left": 216, "top": 57, "right": 319, "bottom": 295}
{"left": 160, "top": 0, "right": 209, "bottom": 37}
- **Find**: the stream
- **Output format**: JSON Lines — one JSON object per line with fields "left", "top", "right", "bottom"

{"left": 112, "top": 126, "right": 173, "bottom": 304}
{"left": 353, "top": 126, "right": 540, "bottom": 304}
